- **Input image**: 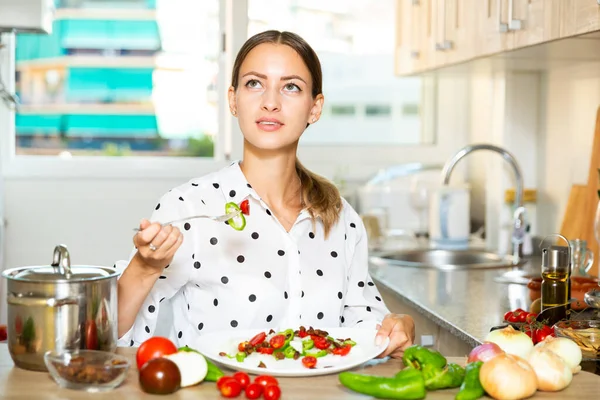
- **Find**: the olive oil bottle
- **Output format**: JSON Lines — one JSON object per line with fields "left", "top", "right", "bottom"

{"left": 540, "top": 244, "right": 571, "bottom": 325}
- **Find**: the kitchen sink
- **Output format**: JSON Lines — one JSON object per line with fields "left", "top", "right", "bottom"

{"left": 370, "top": 248, "right": 520, "bottom": 270}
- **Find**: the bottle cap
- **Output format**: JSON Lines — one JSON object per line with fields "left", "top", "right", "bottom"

{"left": 541, "top": 245, "right": 570, "bottom": 270}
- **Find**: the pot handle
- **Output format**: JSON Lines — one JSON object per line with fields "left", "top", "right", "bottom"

{"left": 51, "top": 244, "right": 72, "bottom": 278}
{"left": 7, "top": 293, "right": 80, "bottom": 307}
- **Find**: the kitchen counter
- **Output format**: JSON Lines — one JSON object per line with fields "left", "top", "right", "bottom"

{"left": 0, "top": 344, "right": 599, "bottom": 399}
{"left": 369, "top": 254, "right": 600, "bottom": 374}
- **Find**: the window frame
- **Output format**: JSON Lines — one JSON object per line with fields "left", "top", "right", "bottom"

{"left": 0, "top": 1, "right": 464, "bottom": 182}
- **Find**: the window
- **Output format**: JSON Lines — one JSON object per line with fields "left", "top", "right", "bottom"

{"left": 14, "top": 0, "right": 219, "bottom": 157}
{"left": 247, "top": 0, "right": 435, "bottom": 146}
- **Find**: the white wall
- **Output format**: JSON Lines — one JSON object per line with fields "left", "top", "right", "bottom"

{"left": 536, "top": 63, "right": 600, "bottom": 236}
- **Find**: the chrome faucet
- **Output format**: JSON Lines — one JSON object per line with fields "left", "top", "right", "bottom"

{"left": 441, "top": 143, "right": 526, "bottom": 265}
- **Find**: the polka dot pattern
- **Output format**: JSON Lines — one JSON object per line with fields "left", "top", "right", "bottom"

{"left": 117, "top": 162, "right": 390, "bottom": 347}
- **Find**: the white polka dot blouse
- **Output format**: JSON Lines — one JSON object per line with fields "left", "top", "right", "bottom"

{"left": 116, "top": 162, "right": 390, "bottom": 348}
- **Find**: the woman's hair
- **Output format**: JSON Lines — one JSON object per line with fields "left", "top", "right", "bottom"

{"left": 231, "top": 30, "right": 342, "bottom": 237}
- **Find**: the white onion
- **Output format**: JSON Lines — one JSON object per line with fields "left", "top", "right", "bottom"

{"left": 485, "top": 325, "right": 534, "bottom": 360}
{"left": 535, "top": 336, "right": 582, "bottom": 374}
{"left": 528, "top": 347, "right": 572, "bottom": 391}
{"left": 480, "top": 353, "right": 538, "bottom": 400}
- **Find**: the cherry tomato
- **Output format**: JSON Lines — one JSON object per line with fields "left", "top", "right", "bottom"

{"left": 302, "top": 356, "right": 317, "bottom": 369}
{"left": 264, "top": 384, "right": 281, "bottom": 400}
{"left": 257, "top": 347, "right": 274, "bottom": 355}
{"left": 332, "top": 344, "right": 352, "bottom": 356}
{"left": 249, "top": 332, "right": 266, "bottom": 346}
{"left": 135, "top": 337, "right": 178, "bottom": 370}
{"left": 269, "top": 334, "right": 286, "bottom": 349}
{"left": 254, "top": 375, "right": 279, "bottom": 388}
{"left": 220, "top": 378, "right": 242, "bottom": 398}
{"left": 237, "top": 341, "right": 249, "bottom": 352}
{"left": 534, "top": 325, "right": 554, "bottom": 344}
{"left": 525, "top": 313, "right": 538, "bottom": 324}
{"left": 313, "top": 336, "right": 330, "bottom": 350}
{"left": 240, "top": 199, "right": 250, "bottom": 216}
{"left": 516, "top": 311, "right": 528, "bottom": 323}
{"left": 233, "top": 371, "right": 250, "bottom": 389}
{"left": 217, "top": 376, "right": 237, "bottom": 390}
{"left": 245, "top": 383, "right": 263, "bottom": 399}
{"left": 297, "top": 330, "right": 308, "bottom": 338}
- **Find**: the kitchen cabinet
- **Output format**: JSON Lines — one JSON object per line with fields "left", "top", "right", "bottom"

{"left": 377, "top": 283, "right": 473, "bottom": 357}
{"left": 395, "top": 0, "right": 600, "bottom": 76}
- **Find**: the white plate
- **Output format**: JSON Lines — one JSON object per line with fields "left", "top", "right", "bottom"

{"left": 194, "top": 327, "right": 390, "bottom": 377}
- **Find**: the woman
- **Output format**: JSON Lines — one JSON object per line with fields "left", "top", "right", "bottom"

{"left": 116, "top": 30, "right": 415, "bottom": 359}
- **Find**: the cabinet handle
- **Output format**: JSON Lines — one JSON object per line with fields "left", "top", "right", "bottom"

{"left": 507, "top": 0, "right": 522, "bottom": 30}
{"left": 498, "top": 0, "right": 508, "bottom": 32}
{"left": 411, "top": 51, "right": 420, "bottom": 59}
{"left": 435, "top": 0, "right": 453, "bottom": 51}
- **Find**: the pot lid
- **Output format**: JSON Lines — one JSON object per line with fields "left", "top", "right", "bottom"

{"left": 11, "top": 266, "right": 117, "bottom": 282}
{"left": 4, "top": 245, "right": 119, "bottom": 282}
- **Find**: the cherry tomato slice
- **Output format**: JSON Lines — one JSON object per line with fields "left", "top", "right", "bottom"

{"left": 233, "top": 371, "right": 250, "bottom": 389}
{"left": 245, "top": 383, "right": 263, "bottom": 399}
{"left": 313, "top": 336, "right": 330, "bottom": 350}
{"left": 269, "top": 334, "right": 286, "bottom": 349}
{"left": 240, "top": 199, "right": 250, "bottom": 216}
{"left": 264, "top": 384, "right": 282, "bottom": 400}
{"left": 257, "top": 347, "right": 274, "bottom": 355}
{"left": 332, "top": 344, "right": 352, "bottom": 356}
{"left": 254, "top": 375, "right": 279, "bottom": 388}
{"left": 220, "top": 378, "right": 242, "bottom": 398}
{"left": 238, "top": 341, "right": 250, "bottom": 352}
{"left": 302, "top": 356, "right": 317, "bottom": 369}
{"left": 249, "top": 332, "right": 266, "bottom": 346}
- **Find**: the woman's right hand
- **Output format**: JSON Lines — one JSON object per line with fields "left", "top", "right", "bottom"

{"left": 133, "top": 218, "right": 184, "bottom": 271}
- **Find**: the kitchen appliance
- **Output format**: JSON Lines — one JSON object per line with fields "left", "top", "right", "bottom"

{"left": 428, "top": 184, "right": 471, "bottom": 249}
{"left": 357, "top": 163, "right": 444, "bottom": 234}
{"left": 1, "top": 245, "right": 119, "bottom": 371}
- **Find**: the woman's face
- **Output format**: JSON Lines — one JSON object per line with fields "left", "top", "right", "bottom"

{"left": 228, "top": 43, "right": 323, "bottom": 151}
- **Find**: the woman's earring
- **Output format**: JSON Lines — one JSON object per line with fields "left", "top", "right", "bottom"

{"left": 232, "top": 110, "right": 236, "bottom": 116}
{"left": 312, "top": 117, "right": 316, "bottom": 123}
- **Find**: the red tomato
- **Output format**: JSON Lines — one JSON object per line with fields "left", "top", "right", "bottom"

{"left": 233, "top": 371, "right": 250, "bottom": 389}
{"left": 135, "top": 337, "right": 177, "bottom": 370}
{"left": 332, "top": 344, "right": 352, "bottom": 356}
{"left": 313, "top": 337, "right": 330, "bottom": 350}
{"left": 516, "top": 311, "right": 528, "bottom": 323}
{"left": 249, "top": 332, "right": 266, "bottom": 346}
{"left": 503, "top": 311, "right": 522, "bottom": 323}
{"left": 245, "top": 383, "right": 263, "bottom": 399}
{"left": 264, "top": 384, "right": 281, "bottom": 400}
{"left": 302, "top": 356, "right": 317, "bottom": 369}
{"left": 269, "top": 334, "right": 286, "bottom": 349}
{"left": 525, "top": 313, "right": 538, "bottom": 324}
{"left": 84, "top": 320, "right": 98, "bottom": 350}
{"left": 239, "top": 199, "right": 250, "bottom": 216}
{"left": 297, "top": 330, "right": 308, "bottom": 338}
{"left": 257, "top": 347, "right": 274, "bottom": 355}
{"left": 217, "top": 376, "right": 237, "bottom": 390}
{"left": 254, "top": 375, "right": 279, "bottom": 388}
{"left": 220, "top": 378, "right": 242, "bottom": 398}
{"left": 534, "top": 325, "right": 554, "bottom": 344}
{"left": 238, "top": 341, "right": 249, "bottom": 352}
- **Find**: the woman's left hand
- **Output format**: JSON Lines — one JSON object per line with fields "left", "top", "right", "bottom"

{"left": 374, "top": 313, "right": 416, "bottom": 359}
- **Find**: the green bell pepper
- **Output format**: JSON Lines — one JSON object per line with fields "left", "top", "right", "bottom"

{"left": 339, "top": 367, "right": 426, "bottom": 400}
{"left": 284, "top": 346, "right": 297, "bottom": 359}
{"left": 424, "top": 362, "right": 466, "bottom": 390}
{"left": 236, "top": 352, "right": 246, "bottom": 362}
{"left": 402, "top": 345, "right": 447, "bottom": 370}
{"left": 455, "top": 361, "right": 485, "bottom": 400}
{"left": 302, "top": 339, "right": 314, "bottom": 351}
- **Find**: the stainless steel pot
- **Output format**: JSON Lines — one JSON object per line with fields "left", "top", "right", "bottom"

{"left": 2, "top": 245, "right": 119, "bottom": 371}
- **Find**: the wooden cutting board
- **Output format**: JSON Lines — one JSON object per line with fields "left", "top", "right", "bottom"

{"left": 560, "top": 107, "right": 600, "bottom": 277}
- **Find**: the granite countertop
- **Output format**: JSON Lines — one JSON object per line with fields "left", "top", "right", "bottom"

{"left": 369, "top": 253, "right": 599, "bottom": 347}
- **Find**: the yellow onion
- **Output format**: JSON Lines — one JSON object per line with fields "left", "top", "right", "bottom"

{"left": 479, "top": 353, "right": 538, "bottom": 400}
{"left": 535, "top": 336, "right": 582, "bottom": 374}
{"left": 484, "top": 325, "right": 534, "bottom": 360}
{"left": 527, "top": 347, "right": 572, "bottom": 391}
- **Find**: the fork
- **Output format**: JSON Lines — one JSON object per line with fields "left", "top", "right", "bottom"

{"left": 133, "top": 210, "right": 241, "bottom": 231}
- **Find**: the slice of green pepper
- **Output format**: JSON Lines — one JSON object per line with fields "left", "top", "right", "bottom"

{"left": 225, "top": 202, "right": 246, "bottom": 231}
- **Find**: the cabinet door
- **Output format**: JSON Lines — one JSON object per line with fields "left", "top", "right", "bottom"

{"left": 559, "top": 0, "right": 600, "bottom": 38}
{"left": 475, "top": 0, "right": 513, "bottom": 56}
{"left": 395, "top": 0, "right": 424, "bottom": 75}
{"left": 510, "top": 0, "right": 546, "bottom": 48}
